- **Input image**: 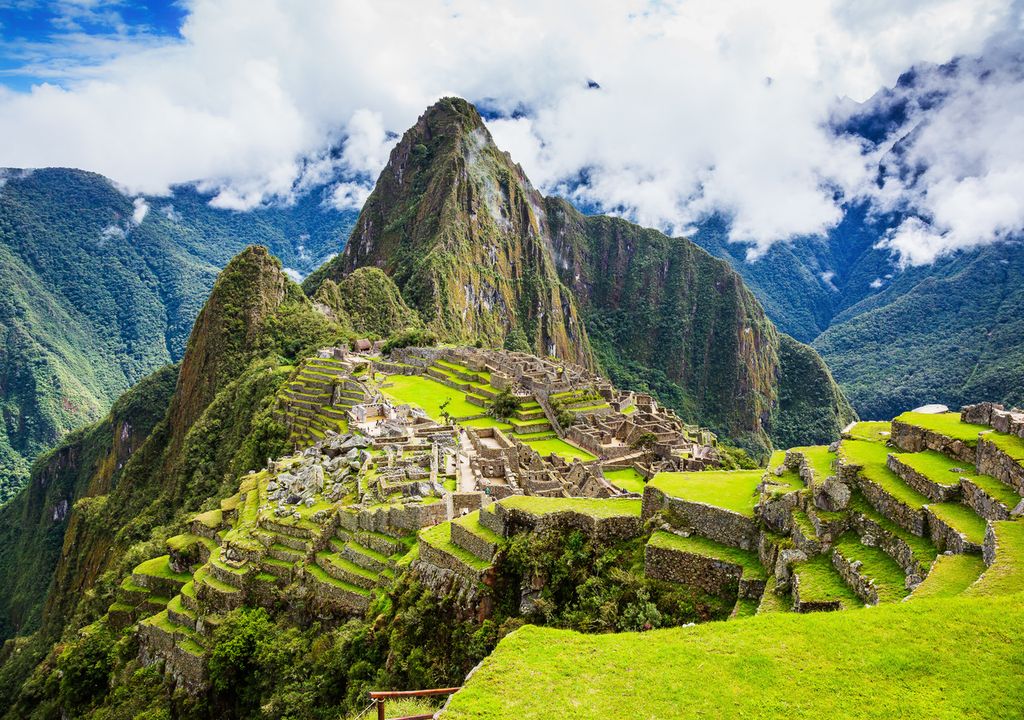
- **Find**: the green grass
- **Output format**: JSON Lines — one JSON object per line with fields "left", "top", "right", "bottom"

{"left": 793, "top": 445, "right": 836, "bottom": 481}
{"left": 756, "top": 575, "right": 791, "bottom": 614}
{"left": 193, "top": 566, "right": 239, "bottom": 594}
{"left": 983, "top": 431, "right": 1024, "bottom": 464}
{"left": 839, "top": 440, "right": 930, "bottom": 509}
{"left": 730, "top": 597, "right": 759, "bottom": 619}
{"left": 166, "top": 533, "right": 216, "bottom": 553}
{"left": 649, "top": 470, "right": 763, "bottom": 516}
{"left": 832, "top": 534, "right": 910, "bottom": 603}
{"left": 419, "top": 522, "right": 491, "bottom": 571}
{"left": 602, "top": 467, "right": 646, "bottom": 494}
{"left": 910, "top": 554, "right": 986, "bottom": 600}
{"left": 133, "top": 556, "right": 192, "bottom": 583}
{"left": 442, "top": 594, "right": 1024, "bottom": 719}
{"left": 306, "top": 564, "right": 371, "bottom": 595}
{"left": 521, "top": 437, "right": 596, "bottom": 461}
{"left": 965, "top": 521, "right": 1024, "bottom": 597}
{"left": 892, "top": 450, "right": 978, "bottom": 491}
{"left": 461, "top": 417, "right": 512, "bottom": 431}
{"left": 893, "top": 412, "right": 988, "bottom": 445}
{"left": 648, "top": 531, "right": 766, "bottom": 580}
{"left": 380, "top": 373, "right": 482, "bottom": 420}
{"left": 453, "top": 510, "right": 502, "bottom": 545}
{"left": 792, "top": 554, "right": 861, "bottom": 608}
{"left": 844, "top": 421, "right": 891, "bottom": 442}
{"left": 498, "top": 495, "right": 642, "bottom": 519}
{"left": 926, "top": 503, "right": 988, "bottom": 546}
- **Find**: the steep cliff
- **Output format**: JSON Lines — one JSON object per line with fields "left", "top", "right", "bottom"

{"left": 544, "top": 198, "right": 854, "bottom": 452}
{"left": 305, "top": 97, "right": 592, "bottom": 366}
{"left": 312, "top": 267, "right": 422, "bottom": 337}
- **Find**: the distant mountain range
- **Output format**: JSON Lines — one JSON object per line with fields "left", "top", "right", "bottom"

{"left": 0, "top": 168, "right": 357, "bottom": 497}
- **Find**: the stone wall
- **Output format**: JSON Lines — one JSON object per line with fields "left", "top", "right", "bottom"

{"left": 418, "top": 538, "right": 487, "bottom": 583}
{"left": 923, "top": 508, "right": 983, "bottom": 555}
{"left": 496, "top": 504, "right": 642, "bottom": 545}
{"left": 831, "top": 549, "right": 879, "bottom": 605}
{"left": 890, "top": 420, "right": 976, "bottom": 464}
{"left": 450, "top": 523, "right": 497, "bottom": 560}
{"left": 791, "top": 573, "right": 840, "bottom": 613}
{"left": 856, "top": 474, "right": 927, "bottom": 536}
{"left": 643, "top": 486, "right": 759, "bottom": 550}
{"left": 886, "top": 454, "right": 960, "bottom": 502}
{"left": 138, "top": 624, "right": 207, "bottom": 694}
{"left": 976, "top": 436, "right": 1024, "bottom": 494}
{"left": 960, "top": 478, "right": 1013, "bottom": 521}
{"left": 850, "top": 513, "right": 924, "bottom": 579}
{"left": 644, "top": 543, "right": 742, "bottom": 598}
{"left": 983, "top": 523, "right": 998, "bottom": 566}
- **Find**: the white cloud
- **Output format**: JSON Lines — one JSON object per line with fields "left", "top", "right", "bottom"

{"left": 131, "top": 196, "right": 149, "bottom": 224}
{"left": 0, "top": 0, "right": 1018, "bottom": 259}
{"left": 282, "top": 267, "right": 304, "bottom": 283}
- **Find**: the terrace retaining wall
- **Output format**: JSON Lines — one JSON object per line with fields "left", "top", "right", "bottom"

{"left": 976, "top": 436, "right": 1024, "bottom": 494}
{"left": 643, "top": 486, "right": 759, "bottom": 551}
{"left": 890, "top": 420, "right": 976, "bottom": 464}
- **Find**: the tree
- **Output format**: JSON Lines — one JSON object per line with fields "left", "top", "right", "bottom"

{"left": 489, "top": 388, "right": 522, "bottom": 420}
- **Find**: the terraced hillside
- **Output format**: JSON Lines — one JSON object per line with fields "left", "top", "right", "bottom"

{"left": 442, "top": 405, "right": 1024, "bottom": 718}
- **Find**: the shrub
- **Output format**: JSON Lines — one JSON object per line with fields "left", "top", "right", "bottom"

{"left": 489, "top": 389, "right": 522, "bottom": 420}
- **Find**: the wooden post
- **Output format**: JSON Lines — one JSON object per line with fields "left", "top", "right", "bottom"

{"left": 377, "top": 698, "right": 385, "bottom": 720}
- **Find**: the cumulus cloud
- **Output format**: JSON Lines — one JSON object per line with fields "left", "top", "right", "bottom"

{"left": 0, "top": 0, "right": 1018, "bottom": 258}
{"left": 867, "top": 51, "right": 1024, "bottom": 265}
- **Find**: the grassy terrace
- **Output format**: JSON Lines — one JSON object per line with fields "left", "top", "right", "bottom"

{"left": 649, "top": 470, "right": 763, "bottom": 516}
{"left": 134, "top": 556, "right": 192, "bottom": 583}
{"left": 845, "top": 421, "right": 891, "bottom": 442}
{"left": 832, "top": 535, "right": 910, "bottom": 603}
{"left": 648, "top": 531, "right": 766, "bottom": 580}
{"left": 846, "top": 494, "right": 937, "bottom": 570}
{"left": 840, "top": 440, "right": 930, "bottom": 509}
{"left": 603, "top": 467, "right": 646, "bottom": 494}
{"left": 893, "top": 450, "right": 980, "bottom": 491}
{"left": 521, "top": 437, "right": 596, "bottom": 462}
{"left": 419, "top": 522, "right": 490, "bottom": 570}
{"left": 793, "top": 445, "right": 837, "bottom": 481}
{"left": 793, "top": 554, "right": 861, "bottom": 609}
{"left": 926, "top": 502, "right": 988, "bottom": 546}
{"left": 893, "top": 412, "right": 988, "bottom": 445}
{"left": 983, "top": 430, "right": 1024, "bottom": 464}
{"left": 965, "top": 521, "right": 1024, "bottom": 597}
{"left": 442, "top": 594, "right": 1024, "bottom": 719}
{"left": 910, "top": 554, "right": 986, "bottom": 600}
{"left": 453, "top": 510, "right": 502, "bottom": 545}
{"left": 498, "top": 495, "right": 642, "bottom": 519}
{"left": 380, "top": 374, "right": 482, "bottom": 419}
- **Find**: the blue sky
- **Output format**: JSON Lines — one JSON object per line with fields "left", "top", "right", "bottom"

{"left": 0, "top": 0, "right": 186, "bottom": 90}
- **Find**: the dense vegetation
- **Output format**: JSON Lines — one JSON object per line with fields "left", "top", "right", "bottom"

{"left": 3, "top": 521, "right": 726, "bottom": 719}
{"left": 0, "top": 168, "right": 356, "bottom": 501}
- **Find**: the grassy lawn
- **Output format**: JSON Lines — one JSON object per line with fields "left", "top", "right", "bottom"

{"left": 845, "top": 421, "right": 891, "bottom": 442}
{"left": 832, "top": 535, "right": 910, "bottom": 603}
{"left": 926, "top": 502, "right": 989, "bottom": 546}
{"left": 443, "top": 593, "right": 1024, "bottom": 719}
{"left": 522, "top": 437, "right": 596, "bottom": 462}
{"left": 461, "top": 416, "right": 512, "bottom": 431}
{"left": 893, "top": 450, "right": 979, "bottom": 491}
{"left": 649, "top": 470, "right": 763, "bottom": 516}
{"left": 840, "top": 440, "right": 930, "bottom": 509}
{"left": 965, "top": 521, "right": 1024, "bottom": 597}
{"left": 648, "top": 531, "right": 766, "bottom": 580}
{"left": 793, "top": 554, "right": 861, "bottom": 608}
{"left": 380, "top": 374, "right": 482, "bottom": 420}
{"left": 910, "top": 554, "right": 986, "bottom": 600}
{"left": 499, "top": 495, "right": 642, "bottom": 519}
{"left": 603, "top": 467, "right": 646, "bottom": 493}
{"left": 893, "top": 412, "right": 988, "bottom": 445}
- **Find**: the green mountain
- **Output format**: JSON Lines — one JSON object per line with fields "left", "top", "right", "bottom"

{"left": 0, "top": 168, "right": 357, "bottom": 500}
{"left": 312, "top": 98, "right": 854, "bottom": 452}
{"left": 305, "top": 97, "right": 593, "bottom": 367}
{"left": 692, "top": 215, "right": 1024, "bottom": 420}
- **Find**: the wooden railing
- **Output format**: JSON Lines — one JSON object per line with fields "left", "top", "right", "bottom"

{"left": 368, "top": 687, "right": 462, "bottom": 720}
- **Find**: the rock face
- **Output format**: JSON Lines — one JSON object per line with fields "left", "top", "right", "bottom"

{"left": 312, "top": 267, "right": 422, "bottom": 337}
{"left": 307, "top": 97, "right": 592, "bottom": 366}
